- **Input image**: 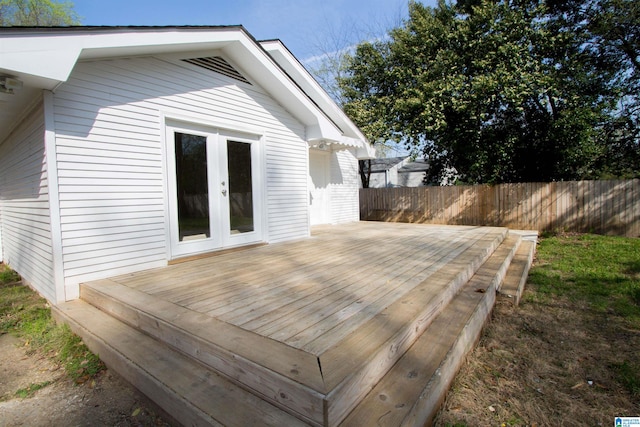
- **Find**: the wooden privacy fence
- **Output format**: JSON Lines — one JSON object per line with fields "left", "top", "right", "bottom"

{"left": 360, "top": 179, "right": 640, "bottom": 237}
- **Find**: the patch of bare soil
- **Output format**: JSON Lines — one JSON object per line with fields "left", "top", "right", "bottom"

{"left": 434, "top": 292, "right": 640, "bottom": 426}
{"left": 0, "top": 334, "right": 174, "bottom": 427}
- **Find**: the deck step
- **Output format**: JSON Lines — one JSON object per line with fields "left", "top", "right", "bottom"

{"left": 78, "top": 279, "right": 326, "bottom": 425}
{"left": 322, "top": 230, "right": 514, "bottom": 426}
{"left": 52, "top": 300, "right": 309, "bottom": 427}
{"left": 52, "top": 226, "right": 534, "bottom": 427}
{"left": 498, "top": 239, "right": 536, "bottom": 305}
{"left": 77, "top": 229, "right": 510, "bottom": 427}
{"left": 339, "top": 233, "right": 524, "bottom": 426}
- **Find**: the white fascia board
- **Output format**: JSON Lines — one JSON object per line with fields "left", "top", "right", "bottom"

{"left": 0, "top": 28, "right": 238, "bottom": 86}
{"left": 259, "top": 40, "right": 370, "bottom": 144}
{"left": 0, "top": 28, "right": 345, "bottom": 142}
{"left": 222, "top": 37, "right": 344, "bottom": 140}
{"left": 0, "top": 48, "right": 80, "bottom": 85}
{"left": 76, "top": 29, "right": 237, "bottom": 60}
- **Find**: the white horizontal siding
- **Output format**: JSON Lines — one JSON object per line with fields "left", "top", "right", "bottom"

{"left": 0, "top": 102, "right": 56, "bottom": 302}
{"left": 330, "top": 148, "right": 360, "bottom": 224}
{"left": 53, "top": 55, "right": 309, "bottom": 284}
{"left": 397, "top": 171, "right": 428, "bottom": 187}
{"left": 265, "top": 140, "right": 309, "bottom": 241}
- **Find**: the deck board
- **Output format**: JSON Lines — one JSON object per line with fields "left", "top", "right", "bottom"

{"left": 167, "top": 237, "right": 377, "bottom": 312}
{"left": 269, "top": 232, "right": 471, "bottom": 344}
{"left": 238, "top": 231, "right": 458, "bottom": 332}
{"left": 215, "top": 237, "right": 389, "bottom": 322}
{"left": 78, "top": 222, "right": 519, "bottom": 426}
{"left": 105, "top": 223, "right": 506, "bottom": 355}
{"left": 300, "top": 228, "right": 498, "bottom": 354}
{"left": 232, "top": 237, "right": 427, "bottom": 332}
{"left": 96, "top": 222, "right": 505, "bottom": 381}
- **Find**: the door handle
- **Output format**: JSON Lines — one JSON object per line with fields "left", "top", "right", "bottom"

{"left": 222, "top": 189, "right": 227, "bottom": 196}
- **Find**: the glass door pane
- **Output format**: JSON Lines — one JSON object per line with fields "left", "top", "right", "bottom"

{"left": 175, "top": 132, "right": 210, "bottom": 241}
{"left": 226, "top": 140, "right": 254, "bottom": 234}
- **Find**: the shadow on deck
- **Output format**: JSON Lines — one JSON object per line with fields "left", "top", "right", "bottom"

{"left": 53, "top": 222, "right": 536, "bottom": 426}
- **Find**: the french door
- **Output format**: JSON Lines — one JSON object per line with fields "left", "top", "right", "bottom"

{"left": 166, "top": 122, "right": 262, "bottom": 258}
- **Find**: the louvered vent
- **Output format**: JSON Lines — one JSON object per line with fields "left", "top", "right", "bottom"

{"left": 182, "top": 56, "right": 251, "bottom": 85}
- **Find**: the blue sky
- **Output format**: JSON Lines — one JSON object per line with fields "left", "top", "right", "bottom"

{"left": 72, "top": 0, "right": 435, "bottom": 64}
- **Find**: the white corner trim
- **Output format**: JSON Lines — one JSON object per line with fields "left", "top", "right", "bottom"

{"left": 257, "top": 134, "right": 270, "bottom": 243}
{"left": 305, "top": 146, "right": 312, "bottom": 234}
{"left": 159, "top": 114, "right": 172, "bottom": 261}
{"left": 43, "top": 91, "right": 67, "bottom": 303}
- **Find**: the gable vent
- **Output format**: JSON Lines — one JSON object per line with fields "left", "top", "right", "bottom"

{"left": 182, "top": 56, "right": 251, "bottom": 85}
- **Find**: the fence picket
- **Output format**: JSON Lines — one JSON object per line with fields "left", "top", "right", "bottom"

{"left": 360, "top": 179, "right": 640, "bottom": 237}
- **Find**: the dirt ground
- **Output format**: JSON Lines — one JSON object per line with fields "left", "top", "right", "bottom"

{"left": 434, "top": 292, "right": 640, "bottom": 426}
{"left": 0, "top": 333, "right": 173, "bottom": 427}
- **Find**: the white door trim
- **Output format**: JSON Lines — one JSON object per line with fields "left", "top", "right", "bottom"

{"left": 309, "top": 149, "right": 331, "bottom": 225}
{"left": 164, "top": 120, "right": 265, "bottom": 259}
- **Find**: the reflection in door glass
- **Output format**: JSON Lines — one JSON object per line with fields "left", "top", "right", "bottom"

{"left": 227, "top": 141, "right": 254, "bottom": 234}
{"left": 175, "top": 132, "right": 210, "bottom": 241}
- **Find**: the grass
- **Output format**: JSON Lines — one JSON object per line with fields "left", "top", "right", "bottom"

{"left": 527, "top": 233, "right": 640, "bottom": 328}
{"left": 526, "top": 233, "right": 640, "bottom": 398}
{"left": 14, "top": 381, "right": 52, "bottom": 399}
{"left": 0, "top": 263, "right": 105, "bottom": 389}
{"left": 0, "top": 267, "right": 20, "bottom": 284}
{"left": 437, "top": 233, "right": 640, "bottom": 425}
{"left": 612, "top": 360, "right": 640, "bottom": 397}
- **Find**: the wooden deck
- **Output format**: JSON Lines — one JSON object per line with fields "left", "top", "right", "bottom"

{"left": 113, "top": 222, "right": 501, "bottom": 351}
{"left": 54, "top": 222, "right": 534, "bottom": 426}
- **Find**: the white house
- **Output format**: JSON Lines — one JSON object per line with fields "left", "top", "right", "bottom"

{"left": 366, "top": 157, "right": 429, "bottom": 188}
{"left": 0, "top": 26, "right": 374, "bottom": 304}
{"left": 397, "top": 158, "right": 429, "bottom": 186}
{"left": 367, "top": 157, "right": 407, "bottom": 188}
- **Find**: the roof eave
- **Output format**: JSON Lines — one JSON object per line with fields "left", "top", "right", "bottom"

{"left": 259, "top": 39, "right": 372, "bottom": 149}
{"left": 0, "top": 26, "right": 345, "bottom": 143}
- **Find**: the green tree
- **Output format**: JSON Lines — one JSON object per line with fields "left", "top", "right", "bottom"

{"left": 580, "top": 0, "right": 640, "bottom": 177}
{"left": 340, "top": 0, "right": 639, "bottom": 184}
{"left": 305, "top": 18, "right": 412, "bottom": 189}
{"left": 0, "top": 0, "right": 80, "bottom": 26}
